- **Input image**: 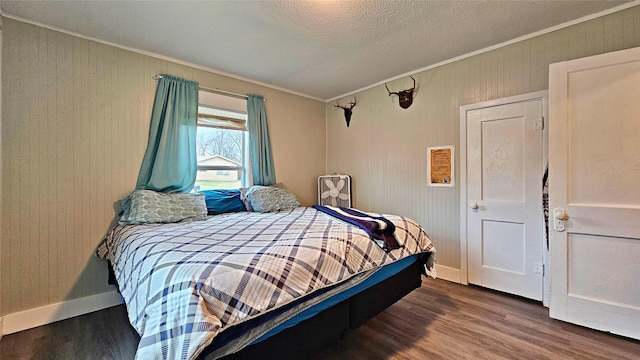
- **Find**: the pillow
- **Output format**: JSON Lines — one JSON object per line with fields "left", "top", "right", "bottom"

{"left": 240, "top": 183, "right": 286, "bottom": 211}
{"left": 118, "top": 192, "right": 133, "bottom": 221}
{"left": 119, "top": 190, "right": 207, "bottom": 225}
{"left": 245, "top": 186, "right": 301, "bottom": 213}
{"left": 199, "top": 189, "right": 246, "bottom": 215}
{"left": 239, "top": 187, "right": 253, "bottom": 211}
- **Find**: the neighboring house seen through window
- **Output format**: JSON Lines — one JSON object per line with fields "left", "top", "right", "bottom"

{"left": 196, "top": 90, "right": 248, "bottom": 190}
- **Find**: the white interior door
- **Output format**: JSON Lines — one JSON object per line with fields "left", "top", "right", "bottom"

{"left": 466, "top": 100, "right": 544, "bottom": 301}
{"left": 549, "top": 47, "right": 640, "bottom": 340}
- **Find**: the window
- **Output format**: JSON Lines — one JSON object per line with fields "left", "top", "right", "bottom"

{"left": 195, "top": 91, "right": 248, "bottom": 191}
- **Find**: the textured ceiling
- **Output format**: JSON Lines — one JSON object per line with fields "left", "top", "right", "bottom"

{"left": 1, "top": 0, "right": 634, "bottom": 100}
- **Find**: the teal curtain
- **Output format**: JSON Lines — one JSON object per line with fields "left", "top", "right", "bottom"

{"left": 247, "top": 94, "right": 276, "bottom": 186}
{"left": 136, "top": 74, "right": 198, "bottom": 193}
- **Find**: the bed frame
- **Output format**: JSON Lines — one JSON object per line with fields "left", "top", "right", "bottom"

{"left": 199, "top": 257, "right": 424, "bottom": 360}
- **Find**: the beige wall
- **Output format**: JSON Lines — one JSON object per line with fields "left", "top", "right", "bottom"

{"left": 0, "top": 18, "right": 326, "bottom": 315}
{"left": 326, "top": 6, "right": 640, "bottom": 270}
{"left": 0, "top": 15, "right": 4, "bottom": 330}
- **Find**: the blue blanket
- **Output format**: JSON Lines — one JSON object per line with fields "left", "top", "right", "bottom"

{"left": 312, "top": 205, "right": 402, "bottom": 251}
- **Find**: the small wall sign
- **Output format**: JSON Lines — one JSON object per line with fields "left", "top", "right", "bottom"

{"left": 427, "top": 145, "right": 454, "bottom": 187}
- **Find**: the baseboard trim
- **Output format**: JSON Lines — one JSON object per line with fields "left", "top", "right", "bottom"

{"left": 1, "top": 290, "right": 122, "bottom": 336}
{"left": 434, "top": 264, "right": 461, "bottom": 283}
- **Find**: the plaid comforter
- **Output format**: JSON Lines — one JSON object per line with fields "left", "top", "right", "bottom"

{"left": 96, "top": 207, "right": 435, "bottom": 360}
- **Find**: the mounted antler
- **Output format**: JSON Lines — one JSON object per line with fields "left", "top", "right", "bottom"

{"left": 385, "top": 76, "right": 416, "bottom": 109}
{"left": 334, "top": 98, "right": 357, "bottom": 127}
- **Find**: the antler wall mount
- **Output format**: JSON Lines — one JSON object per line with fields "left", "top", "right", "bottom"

{"left": 385, "top": 76, "right": 416, "bottom": 109}
{"left": 334, "top": 98, "right": 357, "bottom": 127}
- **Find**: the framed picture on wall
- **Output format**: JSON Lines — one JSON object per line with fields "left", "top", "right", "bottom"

{"left": 427, "top": 145, "right": 454, "bottom": 187}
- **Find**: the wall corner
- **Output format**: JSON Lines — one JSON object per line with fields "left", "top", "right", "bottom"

{"left": 0, "top": 14, "right": 5, "bottom": 338}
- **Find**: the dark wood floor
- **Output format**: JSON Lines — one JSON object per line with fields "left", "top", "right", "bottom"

{"left": 1, "top": 279, "right": 638, "bottom": 359}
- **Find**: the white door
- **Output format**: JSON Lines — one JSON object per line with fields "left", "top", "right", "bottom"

{"left": 466, "top": 100, "right": 544, "bottom": 301}
{"left": 549, "top": 47, "right": 640, "bottom": 340}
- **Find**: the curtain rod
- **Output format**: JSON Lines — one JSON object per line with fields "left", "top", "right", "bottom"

{"left": 153, "top": 74, "right": 248, "bottom": 100}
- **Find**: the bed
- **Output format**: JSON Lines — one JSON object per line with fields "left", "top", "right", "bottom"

{"left": 97, "top": 188, "right": 436, "bottom": 360}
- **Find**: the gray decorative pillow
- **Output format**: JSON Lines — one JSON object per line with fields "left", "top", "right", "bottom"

{"left": 240, "top": 183, "right": 286, "bottom": 212}
{"left": 245, "top": 186, "right": 300, "bottom": 213}
{"left": 239, "top": 187, "right": 254, "bottom": 212}
{"left": 119, "top": 190, "right": 207, "bottom": 225}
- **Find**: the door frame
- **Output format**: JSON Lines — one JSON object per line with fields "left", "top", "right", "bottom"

{"left": 459, "top": 90, "right": 549, "bottom": 306}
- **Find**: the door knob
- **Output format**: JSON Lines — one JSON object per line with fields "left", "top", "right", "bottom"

{"left": 554, "top": 208, "right": 567, "bottom": 220}
{"left": 470, "top": 202, "right": 479, "bottom": 211}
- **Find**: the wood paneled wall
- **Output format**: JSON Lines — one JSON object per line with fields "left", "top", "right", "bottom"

{"left": 1, "top": 17, "right": 4, "bottom": 327}
{"left": 325, "top": 6, "right": 640, "bottom": 270}
{"left": 0, "top": 18, "right": 326, "bottom": 315}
